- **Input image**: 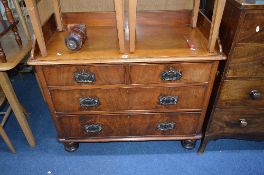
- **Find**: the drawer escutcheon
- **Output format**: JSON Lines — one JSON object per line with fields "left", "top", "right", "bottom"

{"left": 161, "top": 67, "right": 182, "bottom": 81}
{"left": 74, "top": 71, "right": 96, "bottom": 83}
{"left": 80, "top": 97, "right": 100, "bottom": 107}
{"left": 157, "top": 122, "right": 175, "bottom": 131}
{"left": 159, "top": 96, "right": 179, "bottom": 105}
{"left": 84, "top": 124, "right": 102, "bottom": 133}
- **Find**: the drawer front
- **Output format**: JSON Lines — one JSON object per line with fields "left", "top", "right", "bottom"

{"left": 130, "top": 63, "right": 213, "bottom": 84}
{"left": 208, "top": 110, "right": 264, "bottom": 135}
{"left": 42, "top": 65, "right": 126, "bottom": 86}
{"left": 218, "top": 80, "right": 264, "bottom": 108}
{"left": 51, "top": 86, "right": 206, "bottom": 113}
{"left": 57, "top": 113, "right": 200, "bottom": 138}
{"left": 227, "top": 44, "right": 264, "bottom": 78}
{"left": 238, "top": 10, "right": 264, "bottom": 43}
{"left": 128, "top": 86, "right": 205, "bottom": 111}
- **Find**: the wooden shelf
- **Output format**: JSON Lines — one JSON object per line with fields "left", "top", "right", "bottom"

{"left": 25, "top": 0, "right": 125, "bottom": 56}
{"left": 130, "top": 25, "right": 218, "bottom": 58}
{"left": 28, "top": 11, "right": 225, "bottom": 65}
{"left": 26, "top": 0, "right": 227, "bottom": 65}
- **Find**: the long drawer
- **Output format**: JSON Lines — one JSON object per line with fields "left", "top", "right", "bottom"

{"left": 217, "top": 80, "right": 264, "bottom": 108}
{"left": 226, "top": 44, "right": 264, "bottom": 78}
{"left": 129, "top": 62, "right": 213, "bottom": 84}
{"left": 42, "top": 64, "right": 126, "bottom": 86}
{"left": 50, "top": 86, "right": 206, "bottom": 113}
{"left": 208, "top": 110, "right": 264, "bottom": 135}
{"left": 57, "top": 113, "right": 200, "bottom": 138}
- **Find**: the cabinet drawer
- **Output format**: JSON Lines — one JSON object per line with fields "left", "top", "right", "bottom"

{"left": 57, "top": 113, "right": 200, "bottom": 138}
{"left": 218, "top": 80, "right": 264, "bottom": 108}
{"left": 209, "top": 110, "right": 264, "bottom": 135}
{"left": 130, "top": 63, "right": 213, "bottom": 84}
{"left": 42, "top": 65, "right": 126, "bottom": 86}
{"left": 227, "top": 44, "right": 264, "bottom": 78}
{"left": 128, "top": 86, "right": 205, "bottom": 111}
{"left": 238, "top": 10, "right": 264, "bottom": 43}
{"left": 50, "top": 86, "right": 206, "bottom": 113}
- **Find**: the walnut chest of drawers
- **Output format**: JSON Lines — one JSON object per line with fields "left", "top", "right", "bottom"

{"left": 36, "top": 59, "right": 220, "bottom": 151}
{"left": 26, "top": 0, "right": 226, "bottom": 152}
{"left": 199, "top": 0, "right": 264, "bottom": 152}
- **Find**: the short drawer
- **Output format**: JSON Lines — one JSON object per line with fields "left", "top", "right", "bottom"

{"left": 57, "top": 113, "right": 200, "bottom": 138}
{"left": 238, "top": 10, "right": 264, "bottom": 43}
{"left": 227, "top": 44, "right": 264, "bottom": 78}
{"left": 130, "top": 63, "right": 213, "bottom": 84}
{"left": 208, "top": 110, "right": 264, "bottom": 135}
{"left": 42, "top": 65, "right": 126, "bottom": 86}
{"left": 218, "top": 80, "right": 264, "bottom": 108}
{"left": 50, "top": 86, "right": 206, "bottom": 113}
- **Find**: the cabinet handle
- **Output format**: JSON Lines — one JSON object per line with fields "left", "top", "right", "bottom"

{"left": 159, "top": 96, "right": 179, "bottom": 105}
{"left": 85, "top": 124, "right": 102, "bottom": 133}
{"left": 74, "top": 71, "right": 96, "bottom": 83}
{"left": 80, "top": 97, "right": 99, "bottom": 107}
{"left": 249, "top": 90, "right": 261, "bottom": 100}
{"left": 157, "top": 122, "right": 175, "bottom": 131}
{"left": 240, "top": 119, "right": 248, "bottom": 128}
{"left": 161, "top": 67, "right": 182, "bottom": 81}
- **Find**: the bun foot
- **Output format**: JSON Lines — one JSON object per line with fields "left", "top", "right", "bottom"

{"left": 64, "top": 142, "right": 79, "bottom": 152}
{"left": 181, "top": 140, "right": 196, "bottom": 150}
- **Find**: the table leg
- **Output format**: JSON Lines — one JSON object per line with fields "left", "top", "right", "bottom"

{"left": 0, "top": 72, "right": 36, "bottom": 147}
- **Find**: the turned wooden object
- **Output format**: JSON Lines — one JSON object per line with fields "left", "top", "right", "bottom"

{"left": 1, "top": 0, "right": 23, "bottom": 48}
{"left": 65, "top": 24, "right": 87, "bottom": 51}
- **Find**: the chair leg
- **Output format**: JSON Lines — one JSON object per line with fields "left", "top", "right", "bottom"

{"left": 0, "top": 125, "right": 16, "bottom": 153}
{"left": 0, "top": 42, "right": 7, "bottom": 63}
{"left": 0, "top": 72, "right": 36, "bottom": 147}
{"left": 1, "top": 0, "right": 23, "bottom": 48}
{"left": 21, "top": 104, "right": 29, "bottom": 117}
{"left": 1, "top": 106, "right": 12, "bottom": 126}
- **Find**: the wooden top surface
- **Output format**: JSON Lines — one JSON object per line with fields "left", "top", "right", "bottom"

{"left": 28, "top": 25, "right": 225, "bottom": 65}
{"left": 28, "top": 11, "right": 226, "bottom": 65}
{"left": 235, "top": 0, "right": 264, "bottom": 5}
{"left": 231, "top": 0, "right": 264, "bottom": 9}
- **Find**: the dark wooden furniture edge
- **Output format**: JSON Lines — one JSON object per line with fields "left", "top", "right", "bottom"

{"left": 58, "top": 134, "right": 202, "bottom": 143}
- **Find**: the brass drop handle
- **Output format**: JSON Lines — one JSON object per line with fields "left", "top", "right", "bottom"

{"left": 85, "top": 124, "right": 102, "bottom": 133}
{"left": 161, "top": 67, "right": 182, "bottom": 81}
{"left": 159, "top": 96, "right": 179, "bottom": 105}
{"left": 240, "top": 119, "right": 248, "bottom": 128}
{"left": 157, "top": 122, "right": 175, "bottom": 131}
{"left": 80, "top": 97, "right": 99, "bottom": 107}
{"left": 74, "top": 71, "right": 96, "bottom": 83}
{"left": 249, "top": 90, "right": 261, "bottom": 100}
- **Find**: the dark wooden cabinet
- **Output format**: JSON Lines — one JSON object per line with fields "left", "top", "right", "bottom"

{"left": 36, "top": 60, "right": 219, "bottom": 151}
{"left": 199, "top": 0, "right": 264, "bottom": 152}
